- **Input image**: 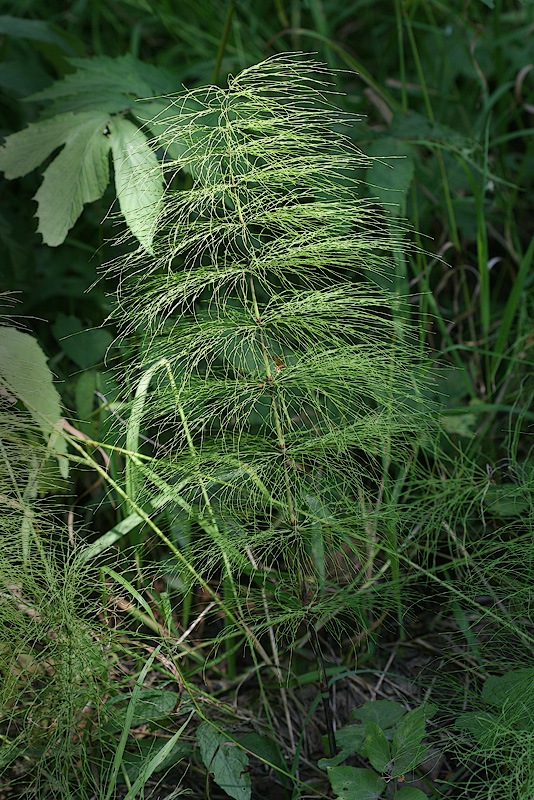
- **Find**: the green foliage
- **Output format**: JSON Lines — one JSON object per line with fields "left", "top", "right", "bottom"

{"left": 197, "top": 722, "right": 251, "bottom": 800}
{"left": 0, "top": 322, "right": 67, "bottom": 476}
{"left": 321, "top": 700, "right": 435, "bottom": 799}
{"left": 0, "top": 317, "right": 112, "bottom": 796}
{"left": 328, "top": 766, "right": 386, "bottom": 800}
{"left": 105, "top": 55, "right": 432, "bottom": 658}
{"left": 28, "top": 54, "right": 175, "bottom": 116}
{"left": 1, "top": 2, "right": 534, "bottom": 798}
{"left": 108, "top": 116, "right": 163, "bottom": 254}
{"left": 0, "top": 54, "right": 174, "bottom": 248}
{"left": 0, "top": 110, "right": 112, "bottom": 244}
{"left": 453, "top": 668, "right": 534, "bottom": 800}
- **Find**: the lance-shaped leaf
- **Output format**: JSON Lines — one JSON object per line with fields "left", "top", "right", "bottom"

{"left": 197, "top": 723, "right": 251, "bottom": 800}
{"left": 0, "top": 14, "right": 74, "bottom": 53}
{"left": 109, "top": 117, "right": 163, "bottom": 254}
{"left": 0, "top": 110, "right": 112, "bottom": 245}
{"left": 0, "top": 326, "right": 68, "bottom": 477}
{"left": 365, "top": 722, "right": 391, "bottom": 773}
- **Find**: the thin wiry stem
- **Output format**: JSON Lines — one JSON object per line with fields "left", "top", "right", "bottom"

{"left": 212, "top": 0, "right": 238, "bottom": 86}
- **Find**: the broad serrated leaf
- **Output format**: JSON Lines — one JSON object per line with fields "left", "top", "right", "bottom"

{"left": 365, "top": 722, "right": 391, "bottom": 773}
{"left": 319, "top": 723, "right": 366, "bottom": 769}
{"left": 0, "top": 326, "right": 68, "bottom": 477}
{"left": 327, "top": 766, "right": 386, "bottom": 800}
{"left": 28, "top": 54, "right": 176, "bottom": 116}
{"left": 197, "top": 723, "right": 251, "bottom": 800}
{"left": 392, "top": 707, "right": 426, "bottom": 755}
{"left": 0, "top": 112, "right": 105, "bottom": 179}
{"left": 353, "top": 700, "right": 406, "bottom": 729}
{"left": 334, "top": 724, "right": 366, "bottom": 761}
{"left": 110, "top": 117, "right": 163, "bottom": 253}
{"left": 33, "top": 112, "right": 111, "bottom": 245}
{"left": 391, "top": 744, "right": 428, "bottom": 777}
{"left": 391, "top": 707, "right": 429, "bottom": 775}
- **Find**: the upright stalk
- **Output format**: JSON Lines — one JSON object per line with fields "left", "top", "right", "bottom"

{"left": 230, "top": 164, "right": 336, "bottom": 751}
{"left": 212, "top": 0, "right": 238, "bottom": 86}
{"left": 248, "top": 275, "right": 298, "bottom": 528}
{"left": 246, "top": 241, "right": 337, "bottom": 756}
{"left": 167, "top": 363, "right": 240, "bottom": 678}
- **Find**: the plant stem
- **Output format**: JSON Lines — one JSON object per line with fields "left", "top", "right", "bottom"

{"left": 212, "top": 0, "right": 237, "bottom": 86}
{"left": 225, "top": 118, "right": 339, "bottom": 757}
{"left": 247, "top": 274, "right": 337, "bottom": 756}
{"left": 306, "top": 605, "right": 337, "bottom": 756}
{"left": 248, "top": 274, "right": 298, "bottom": 528}
{"left": 168, "top": 364, "right": 240, "bottom": 678}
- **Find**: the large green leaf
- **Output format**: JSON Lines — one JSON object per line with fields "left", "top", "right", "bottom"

{"left": 28, "top": 54, "right": 176, "bottom": 116}
{"left": 365, "top": 722, "right": 391, "bottom": 773}
{"left": 0, "top": 112, "right": 101, "bottom": 179}
{"left": 391, "top": 707, "right": 428, "bottom": 776}
{"left": 197, "top": 723, "right": 251, "bottom": 800}
{"left": 238, "top": 732, "right": 289, "bottom": 786}
{"left": 0, "top": 326, "right": 67, "bottom": 477}
{"left": 35, "top": 113, "right": 111, "bottom": 245}
{"left": 319, "top": 723, "right": 367, "bottom": 769}
{"left": 353, "top": 700, "right": 406, "bottom": 729}
{"left": 0, "top": 110, "right": 111, "bottom": 246}
{"left": 395, "top": 787, "right": 427, "bottom": 800}
{"left": 327, "top": 766, "right": 386, "bottom": 800}
{"left": 109, "top": 117, "right": 163, "bottom": 254}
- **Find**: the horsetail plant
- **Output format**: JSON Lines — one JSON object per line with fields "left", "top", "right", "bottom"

{"left": 108, "top": 54, "right": 432, "bottom": 754}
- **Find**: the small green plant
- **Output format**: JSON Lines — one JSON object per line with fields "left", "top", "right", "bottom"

{"left": 319, "top": 699, "right": 437, "bottom": 800}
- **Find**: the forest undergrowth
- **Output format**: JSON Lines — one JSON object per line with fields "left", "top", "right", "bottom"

{"left": 0, "top": 2, "right": 533, "bottom": 799}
